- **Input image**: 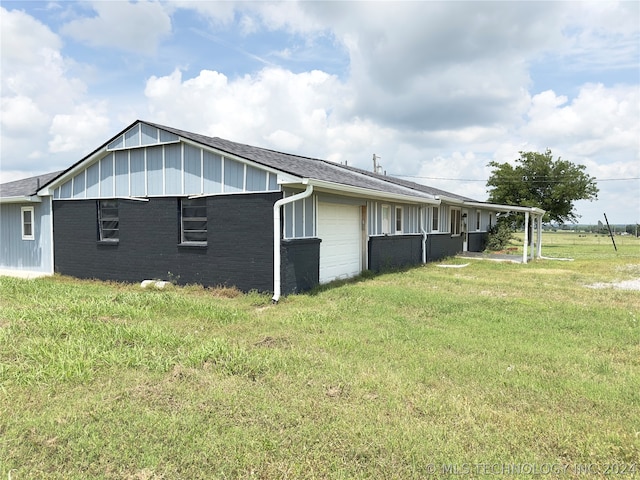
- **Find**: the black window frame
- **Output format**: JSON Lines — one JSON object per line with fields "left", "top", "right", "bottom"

{"left": 97, "top": 199, "right": 119, "bottom": 242}
{"left": 180, "top": 197, "right": 208, "bottom": 245}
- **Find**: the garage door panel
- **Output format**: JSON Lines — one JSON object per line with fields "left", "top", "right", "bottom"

{"left": 318, "top": 203, "right": 361, "bottom": 283}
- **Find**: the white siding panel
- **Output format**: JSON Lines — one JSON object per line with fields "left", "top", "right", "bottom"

{"left": 130, "top": 150, "right": 145, "bottom": 196}
{"left": 86, "top": 163, "right": 99, "bottom": 197}
{"left": 100, "top": 154, "right": 113, "bottom": 197}
{"left": 147, "top": 146, "right": 163, "bottom": 195}
{"left": 115, "top": 151, "right": 129, "bottom": 196}
{"left": 184, "top": 144, "right": 202, "bottom": 194}
{"left": 164, "top": 144, "right": 181, "bottom": 195}
{"left": 203, "top": 151, "right": 222, "bottom": 193}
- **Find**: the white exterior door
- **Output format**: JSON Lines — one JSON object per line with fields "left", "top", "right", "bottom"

{"left": 462, "top": 209, "right": 468, "bottom": 252}
{"left": 317, "top": 202, "right": 362, "bottom": 283}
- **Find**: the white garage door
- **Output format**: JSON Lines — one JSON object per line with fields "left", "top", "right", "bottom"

{"left": 317, "top": 202, "right": 362, "bottom": 283}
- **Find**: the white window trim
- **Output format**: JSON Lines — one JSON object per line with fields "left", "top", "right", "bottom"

{"left": 395, "top": 206, "right": 403, "bottom": 234}
{"left": 476, "top": 211, "right": 481, "bottom": 231}
{"left": 431, "top": 206, "right": 439, "bottom": 232}
{"left": 21, "top": 206, "right": 35, "bottom": 240}
{"left": 450, "top": 207, "right": 462, "bottom": 236}
{"left": 381, "top": 204, "right": 391, "bottom": 234}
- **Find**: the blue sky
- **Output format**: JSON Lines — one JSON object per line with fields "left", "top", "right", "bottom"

{"left": 1, "top": 1, "right": 639, "bottom": 224}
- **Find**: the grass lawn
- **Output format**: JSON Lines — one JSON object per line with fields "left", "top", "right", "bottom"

{"left": 1, "top": 232, "right": 639, "bottom": 479}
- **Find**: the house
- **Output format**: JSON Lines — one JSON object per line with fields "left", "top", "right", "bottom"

{"left": 0, "top": 120, "right": 545, "bottom": 299}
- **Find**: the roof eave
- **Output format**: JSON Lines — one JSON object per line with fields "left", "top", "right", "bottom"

{"left": 302, "top": 178, "right": 440, "bottom": 205}
{"left": 0, "top": 195, "right": 43, "bottom": 204}
{"left": 463, "top": 201, "right": 546, "bottom": 215}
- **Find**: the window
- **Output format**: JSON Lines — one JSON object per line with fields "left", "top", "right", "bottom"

{"left": 98, "top": 200, "right": 119, "bottom": 242}
{"left": 432, "top": 206, "right": 439, "bottom": 231}
{"left": 21, "top": 207, "right": 34, "bottom": 240}
{"left": 181, "top": 198, "right": 207, "bottom": 244}
{"left": 381, "top": 204, "right": 391, "bottom": 234}
{"left": 395, "top": 206, "right": 403, "bottom": 233}
{"left": 450, "top": 207, "right": 461, "bottom": 236}
{"left": 476, "top": 211, "right": 481, "bottom": 231}
{"left": 489, "top": 213, "right": 494, "bottom": 230}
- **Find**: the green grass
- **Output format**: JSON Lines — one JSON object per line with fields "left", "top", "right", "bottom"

{"left": 1, "top": 233, "right": 639, "bottom": 479}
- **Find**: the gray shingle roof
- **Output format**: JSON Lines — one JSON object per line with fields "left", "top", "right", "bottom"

{"left": 147, "top": 122, "right": 475, "bottom": 202}
{"left": 0, "top": 171, "right": 63, "bottom": 198}
{"left": 339, "top": 164, "right": 477, "bottom": 202}
{"left": 3, "top": 120, "right": 479, "bottom": 204}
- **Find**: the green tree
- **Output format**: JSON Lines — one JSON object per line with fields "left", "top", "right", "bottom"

{"left": 486, "top": 149, "right": 599, "bottom": 224}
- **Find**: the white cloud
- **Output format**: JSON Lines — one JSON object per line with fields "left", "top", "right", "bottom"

{"left": 144, "top": 67, "right": 346, "bottom": 154}
{"left": 48, "top": 102, "right": 110, "bottom": 153}
{"left": 1, "top": 2, "right": 638, "bottom": 224}
{"left": 0, "top": 96, "right": 49, "bottom": 136}
{"left": 524, "top": 84, "right": 640, "bottom": 160}
{"left": 0, "top": 6, "right": 111, "bottom": 173}
{"left": 61, "top": 0, "right": 171, "bottom": 54}
{"left": 0, "top": 7, "right": 62, "bottom": 65}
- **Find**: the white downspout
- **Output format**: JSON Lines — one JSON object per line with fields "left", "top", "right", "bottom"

{"left": 419, "top": 206, "right": 427, "bottom": 263}
{"left": 272, "top": 184, "right": 314, "bottom": 303}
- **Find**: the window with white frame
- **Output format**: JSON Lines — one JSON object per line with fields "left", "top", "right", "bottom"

{"left": 21, "top": 207, "right": 34, "bottom": 240}
{"left": 395, "top": 206, "right": 403, "bottom": 233}
{"left": 381, "top": 204, "right": 391, "bottom": 234}
{"left": 476, "top": 211, "right": 481, "bottom": 231}
{"left": 98, "top": 200, "right": 119, "bottom": 242}
{"left": 450, "top": 207, "right": 461, "bottom": 236}
{"left": 432, "top": 206, "right": 439, "bottom": 231}
{"left": 181, "top": 198, "right": 207, "bottom": 244}
{"left": 489, "top": 213, "right": 494, "bottom": 230}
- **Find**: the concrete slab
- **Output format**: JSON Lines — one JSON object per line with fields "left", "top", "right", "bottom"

{"left": 0, "top": 269, "right": 51, "bottom": 279}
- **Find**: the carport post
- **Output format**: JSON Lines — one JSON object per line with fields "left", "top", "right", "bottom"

{"left": 536, "top": 215, "right": 543, "bottom": 258}
{"left": 522, "top": 211, "right": 529, "bottom": 264}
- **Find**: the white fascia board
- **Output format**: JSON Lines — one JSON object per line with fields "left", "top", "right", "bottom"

{"left": 37, "top": 148, "right": 107, "bottom": 196}
{"left": 464, "top": 201, "right": 546, "bottom": 215}
{"left": 0, "top": 195, "right": 43, "bottom": 204}
{"left": 304, "top": 178, "right": 440, "bottom": 205}
{"left": 277, "top": 173, "right": 305, "bottom": 185}
{"left": 435, "top": 195, "right": 465, "bottom": 205}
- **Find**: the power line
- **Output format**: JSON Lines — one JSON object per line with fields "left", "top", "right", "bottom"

{"left": 389, "top": 174, "right": 640, "bottom": 183}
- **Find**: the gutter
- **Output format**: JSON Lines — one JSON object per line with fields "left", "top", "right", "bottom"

{"left": 307, "top": 178, "right": 439, "bottom": 205}
{"left": 272, "top": 183, "right": 314, "bottom": 303}
{"left": 462, "top": 201, "right": 546, "bottom": 216}
{"left": 0, "top": 195, "right": 42, "bottom": 204}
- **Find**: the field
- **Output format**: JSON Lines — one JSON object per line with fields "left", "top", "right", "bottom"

{"left": 1, "top": 232, "right": 639, "bottom": 479}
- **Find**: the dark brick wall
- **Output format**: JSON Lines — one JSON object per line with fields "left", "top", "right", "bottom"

{"left": 426, "top": 234, "right": 463, "bottom": 261}
{"left": 53, "top": 193, "right": 281, "bottom": 292}
{"left": 467, "top": 232, "right": 489, "bottom": 252}
{"left": 281, "top": 237, "right": 321, "bottom": 294}
{"left": 368, "top": 235, "right": 423, "bottom": 272}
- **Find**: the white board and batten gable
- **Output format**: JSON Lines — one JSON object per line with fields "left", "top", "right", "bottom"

{"left": 43, "top": 121, "right": 283, "bottom": 200}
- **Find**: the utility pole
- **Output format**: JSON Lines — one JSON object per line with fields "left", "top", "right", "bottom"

{"left": 603, "top": 213, "right": 617, "bottom": 252}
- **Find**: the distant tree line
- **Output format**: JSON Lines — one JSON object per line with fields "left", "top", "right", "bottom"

{"left": 546, "top": 224, "right": 640, "bottom": 236}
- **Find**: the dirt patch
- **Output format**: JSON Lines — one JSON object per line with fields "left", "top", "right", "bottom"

{"left": 586, "top": 278, "right": 640, "bottom": 291}
{"left": 525, "top": 269, "right": 574, "bottom": 275}
{"left": 254, "top": 336, "right": 291, "bottom": 348}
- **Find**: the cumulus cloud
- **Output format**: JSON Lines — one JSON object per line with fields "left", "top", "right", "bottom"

{"left": 144, "top": 67, "right": 347, "bottom": 154}
{"left": 0, "top": 6, "right": 110, "bottom": 174}
{"left": 61, "top": 0, "right": 171, "bottom": 54}
{"left": 1, "top": 2, "right": 638, "bottom": 222}
{"left": 49, "top": 102, "right": 110, "bottom": 153}
{"left": 523, "top": 84, "right": 640, "bottom": 160}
